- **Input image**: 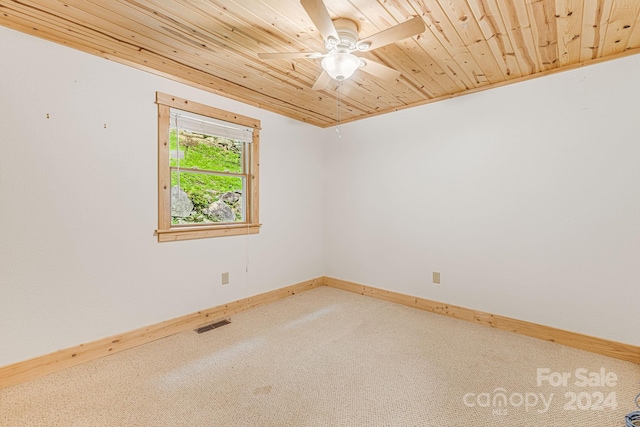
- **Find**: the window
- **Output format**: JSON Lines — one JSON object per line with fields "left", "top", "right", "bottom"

{"left": 155, "top": 92, "right": 260, "bottom": 242}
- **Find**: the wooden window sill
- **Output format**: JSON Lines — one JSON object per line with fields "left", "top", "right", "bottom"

{"left": 156, "top": 224, "right": 261, "bottom": 242}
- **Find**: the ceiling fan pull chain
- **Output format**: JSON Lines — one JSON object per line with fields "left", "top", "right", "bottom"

{"left": 336, "top": 80, "right": 342, "bottom": 140}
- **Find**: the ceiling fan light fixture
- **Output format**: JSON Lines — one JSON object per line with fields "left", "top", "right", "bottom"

{"left": 321, "top": 52, "right": 361, "bottom": 80}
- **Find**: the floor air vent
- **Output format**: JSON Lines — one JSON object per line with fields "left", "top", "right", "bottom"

{"left": 194, "top": 319, "right": 231, "bottom": 334}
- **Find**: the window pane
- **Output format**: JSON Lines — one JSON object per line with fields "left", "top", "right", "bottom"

{"left": 169, "top": 129, "right": 243, "bottom": 173}
{"left": 171, "top": 171, "right": 244, "bottom": 224}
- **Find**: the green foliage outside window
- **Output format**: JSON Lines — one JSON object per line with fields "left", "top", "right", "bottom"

{"left": 170, "top": 130, "right": 245, "bottom": 224}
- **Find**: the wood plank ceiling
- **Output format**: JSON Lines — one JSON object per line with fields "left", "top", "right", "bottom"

{"left": 1, "top": 0, "right": 639, "bottom": 127}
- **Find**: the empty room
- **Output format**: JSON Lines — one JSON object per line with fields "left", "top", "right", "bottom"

{"left": 1, "top": 1, "right": 639, "bottom": 426}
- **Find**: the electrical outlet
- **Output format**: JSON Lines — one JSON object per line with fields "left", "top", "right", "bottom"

{"left": 222, "top": 272, "right": 229, "bottom": 285}
{"left": 433, "top": 272, "right": 441, "bottom": 284}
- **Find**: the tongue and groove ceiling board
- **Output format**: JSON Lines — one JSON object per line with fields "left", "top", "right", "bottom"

{"left": 1, "top": 0, "right": 639, "bottom": 127}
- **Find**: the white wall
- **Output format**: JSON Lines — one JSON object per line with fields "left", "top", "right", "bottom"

{"left": 0, "top": 27, "right": 325, "bottom": 366}
{"left": 324, "top": 54, "right": 640, "bottom": 346}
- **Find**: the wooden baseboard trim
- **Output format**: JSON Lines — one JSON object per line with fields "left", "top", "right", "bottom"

{"left": 324, "top": 277, "right": 640, "bottom": 364}
{"left": 3, "top": 275, "right": 635, "bottom": 389}
{"left": 0, "top": 277, "right": 325, "bottom": 389}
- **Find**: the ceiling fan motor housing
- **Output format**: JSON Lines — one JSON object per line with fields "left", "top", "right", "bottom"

{"left": 326, "top": 18, "right": 359, "bottom": 52}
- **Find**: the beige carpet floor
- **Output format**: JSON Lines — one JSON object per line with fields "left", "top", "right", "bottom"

{"left": 1, "top": 286, "right": 639, "bottom": 426}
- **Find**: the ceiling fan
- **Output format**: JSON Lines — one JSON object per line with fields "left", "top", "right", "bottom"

{"left": 258, "top": 0, "right": 426, "bottom": 90}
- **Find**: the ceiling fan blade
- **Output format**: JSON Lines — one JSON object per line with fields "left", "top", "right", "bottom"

{"left": 258, "top": 52, "right": 322, "bottom": 60}
{"left": 300, "top": 0, "right": 340, "bottom": 43}
{"left": 359, "top": 59, "right": 401, "bottom": 81}
{"left": 312, "top": 70, "right": 332, "bottom": 90}
{"left": 357, "top": 17, "right": 426, "bottom": 51}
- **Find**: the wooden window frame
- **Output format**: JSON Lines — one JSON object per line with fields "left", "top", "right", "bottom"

{"left": 155, "top": 92, "right": 261, "bottom": 242}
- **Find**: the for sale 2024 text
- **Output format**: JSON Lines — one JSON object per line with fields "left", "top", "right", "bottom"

{"left": 537, "top": 368, "right": 618, "bottom": 411}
